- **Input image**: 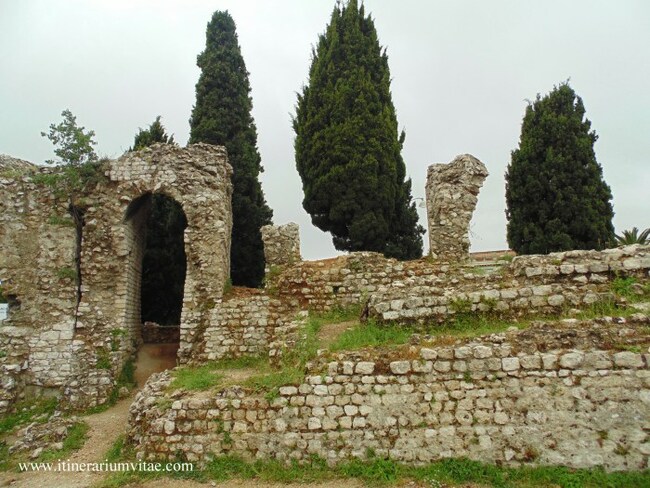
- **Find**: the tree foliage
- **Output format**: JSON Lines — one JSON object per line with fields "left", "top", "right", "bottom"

{"left": 41, "top": 109, "right": 98, "bottom": 167}
{"left": 131, "top": 116, "right": 174, "bottom": 151}
{"left": 505, "top": 83, "right": 615, "bottom": 254}
{"left": 293, "top": 0, "right": 423, "bottom": 259}
{"left": 615, "top": 227, "right": 650, "bottom": 245}
{"left": 189, "top": 10, "right": 273, "bottom": 287}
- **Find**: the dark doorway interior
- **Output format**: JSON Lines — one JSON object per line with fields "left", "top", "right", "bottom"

{"left": 140, "top": 194, "right": 188, "bottom": 326}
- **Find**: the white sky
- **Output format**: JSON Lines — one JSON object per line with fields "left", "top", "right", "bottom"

{"left": 1, "top": 0, "right": 649, "bottom": 259}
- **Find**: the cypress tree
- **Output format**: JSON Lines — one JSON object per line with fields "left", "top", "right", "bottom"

{"left": 505, "top": 83, "right": 615, "bottom": 254}
{"left": 189, "top": 11, "right": 273, "bottom": 287}
{"left": 131, "top": 115, "right": 174, "bottom": 151}
{"left": 293, "top": 0, "right": 423, "bottom": 259}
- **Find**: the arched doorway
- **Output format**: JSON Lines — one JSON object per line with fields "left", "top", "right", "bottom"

{"left": 124, "top": 192, "right": 187, "bottom": 379}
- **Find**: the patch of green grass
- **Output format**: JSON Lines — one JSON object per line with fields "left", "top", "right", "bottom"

{"left": 171, "top": 363, "right": 223, "bottom": 391}
{"left": 98, "top": 454, "right": 650, "bottom": 487}
{"left": 104, "top": 434, "right": 125, "bottom": 463}
{"left": 329, "top": 320, "right": 413, "bottom": 351}
{"left": 223, "top": 277, "right": 233, "bottom": 296}
{"left": 497, "top": 254, "right": 515, "bottom": 263}
{"left": 96, "top": 347, "right": 112, "bottom": 370}
{"left": 611, "top": 275, "right": 638, "bottom": 298}
{"left": 0, "top": 397, "right": 58, "bottom": 435}
{"left": 38, "top": 421, "right": 89, "bottom": 461}
{"left": 56, "top": 266, "right": 77, "bottom": 281}
{"left": 47, "top": 214, "right": 75, "bottom": 226}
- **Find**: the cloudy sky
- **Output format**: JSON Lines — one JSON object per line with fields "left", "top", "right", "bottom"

{"left": 1, "top": 0, "right": 648, "bottom": 259}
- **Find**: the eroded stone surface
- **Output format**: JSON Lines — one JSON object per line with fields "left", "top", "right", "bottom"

{"left": 127, "top": 317, "right": 650, "bottom": 471}
{"left": 0, "top": 143, "right": 232, "bottom": 412}
{"left": 261, "top": 222, "right": 301, "bottom": 268}
{"left": 426, "top": 154, "right": 488, "bottom": 261}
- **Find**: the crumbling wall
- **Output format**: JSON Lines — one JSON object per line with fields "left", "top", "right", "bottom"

{"left": 127, "top": 316, "right": 650, "bottom": 471}
{"left": 0, "top": 143, "right": 232, "bottom": 412}
{"left": 367, "top": 245, "right": 650, "bottom": 323}
{"left": 426, "top": 154, "right": 488, "bottom": 261}
{"left": 0, "top": 161, "right": 78, "bottom": 412}
{"left": 261, "top": 223, "right": 301, "bottom": 268}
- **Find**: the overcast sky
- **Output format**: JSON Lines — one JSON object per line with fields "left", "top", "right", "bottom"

{"left": 1, "top": 0, "right": 648, "bottom": 259}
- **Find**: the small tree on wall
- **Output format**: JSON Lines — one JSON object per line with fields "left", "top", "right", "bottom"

{"left": 131, "top": 116, "right": 175, "bottom": 151}
{"left": 505, "top": 83, "right": 615, "bottom": 254}
{"left": 189, "top": 10, "right": 273, "bottom": 288}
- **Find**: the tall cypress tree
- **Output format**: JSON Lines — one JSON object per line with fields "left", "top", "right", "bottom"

{"left": 190, "top": 11, "right": 273, "bottom": 287}
{"left": 293, "top": 0, "right": 423, "bottom": 259}
{"left": 505, "top": 82, "right": 615, "bottom": 254}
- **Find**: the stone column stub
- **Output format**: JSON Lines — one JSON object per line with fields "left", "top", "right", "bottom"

{"left": 426, "top": 154, "right": 488, "bottom": 262}
{"left": 261, "top": 222, "right": 302, "bottom": 269}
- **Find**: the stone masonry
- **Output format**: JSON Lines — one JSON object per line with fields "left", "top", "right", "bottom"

{"left": 426, "top": 154, "right": 488, "bottom": 261}
{"left": 127, "top": 316, "right": 650, "bottom": 471}
{"left": 261, "top": 223, "right": 301, "bottom": 268}
{"left": 0, "top": 143, "right": 232, "bottom": 412}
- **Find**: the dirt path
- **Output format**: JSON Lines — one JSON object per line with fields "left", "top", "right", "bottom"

{"left": 0, "top": 344, "right": 178, "bottom": 488}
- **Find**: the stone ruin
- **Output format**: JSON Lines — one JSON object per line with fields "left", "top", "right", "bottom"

{"left": 260, "top": 222, "right": 301, "bottom": 268}
{"left": 2, "top": 145, "right": 650, "bottom": 473}
{"left": 0, "top": 143, "right": 232, "bottom": 411}
{"left": 426, "top": 154, "right": 489, "bottom": 261}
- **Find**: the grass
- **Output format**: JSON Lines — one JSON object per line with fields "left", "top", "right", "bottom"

{"left": 56, "top": 266, "right": 77, "bottom": 281}
{"left": 171, "top": 364, "right": 223, "bottom": 391}
{"left": 0, "top": 397, "right": 58, "bottom": 435}
{"left": 329, "top": 320, "right": 412, "bottom": 351}
{"left": 47, "top": 214, "right": 76, "bottom": 226}
{"left": 96, "top": 454, "right": 650, "bottom": 488}
{"left": 168, "top": 305, "right": 362, "bottom": 398}
{"left": 38, "top": 421, "right": 89, "bottom": 462}
{"left": 329, "top": 314, "right": 523, "bottom": 353}
{"left": 84, "top": 358, "right": 136, "bottom": 415}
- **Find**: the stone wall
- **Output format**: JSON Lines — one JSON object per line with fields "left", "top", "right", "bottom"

{"left": 127, "top": 316, "right": 650, "bottom": 471}
{"left": 142, "top": 322, "right": 180, "bottom": 344}
{"left": 0, "top": 143, "right": 232, "bottom": 412}
{"left": 201, "top": 289, "right": 304, "bottom": 363}
{"left": 426, "top": 154, "right": 488, "bottom": 261}
{"left": 367, "top": 245, "right": 650, "bottom": 323}
{"left": 201, "top": 246, "right": 650, "bottom": 367}
{"left": 261, "top": 223, "right": 301, "bottom": 268}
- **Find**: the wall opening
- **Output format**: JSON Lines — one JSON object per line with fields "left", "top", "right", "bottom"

{"left": 124, "top": 193, "right": 187, "bottom": 376}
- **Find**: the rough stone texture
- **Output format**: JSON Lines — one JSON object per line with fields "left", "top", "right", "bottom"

{"left": 141, "top": 322, "right": 180, "bottom": 344}
{"left": 366, "top": 244, "right": 650, "bottom": 324}
{"left": 8, "top": 412, "right": 81, "bottom": 456}
{"left": 202, "top": 289, "right": 305, "bottom": 364}
{"left": 261, "top": 222, "right": 301, "bottom": 268}
{"left": 426, "top": 154, "right": 488, "bottom": 261}
{"left": 0, "top": 143, "right": 232, "bottom": 412}
{"left": 127, "top": 318, "right": 650, "bottom": 471}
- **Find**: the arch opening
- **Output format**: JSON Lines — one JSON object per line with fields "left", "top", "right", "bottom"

{"left": 123, "top": 192, "right": 187, "bottom": 376}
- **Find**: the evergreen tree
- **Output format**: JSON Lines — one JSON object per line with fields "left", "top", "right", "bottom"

{"left": 293, "top": 0, "right": 423, "bottom": 259}
{"left": 189, "top": 11, "right": 273, "bottom": 287}
{"left": 505, "top": 83, "right": 615, "bottom": 254}
{"left": 131, "top": 116, "right": 174, "bottom": 151}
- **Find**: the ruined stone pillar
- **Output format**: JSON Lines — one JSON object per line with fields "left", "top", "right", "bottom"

{"left": 260, "top": 223, "right": 301, "bottom": 268}
{"left": 426, "top": 154, "right": 488, "bottom": 261}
